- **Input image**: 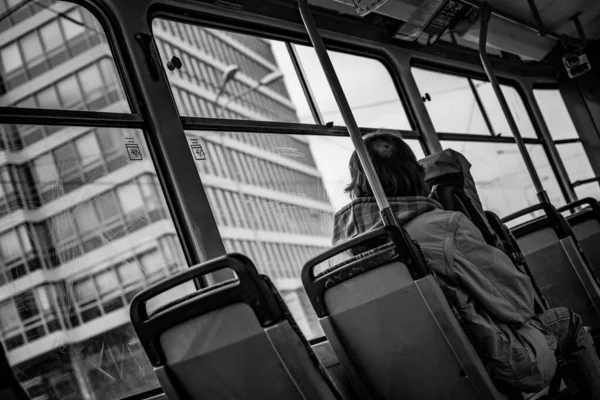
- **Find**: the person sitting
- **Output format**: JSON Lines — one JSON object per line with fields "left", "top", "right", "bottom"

{"left": 331, "top": 129, "right": 600, "bottom": 398}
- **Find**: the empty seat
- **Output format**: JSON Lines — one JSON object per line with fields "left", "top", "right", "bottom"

{"left": 559, "top": 198, "right": 600, "bottom": 279}
{"left": 302, "top": 225, "right": 513, "bottom": 400}
{"left": 506, "top": 203, "right": 600, "bottom": 334}
{"left": 130, "top": 253, "right": 342, "bottom": 400}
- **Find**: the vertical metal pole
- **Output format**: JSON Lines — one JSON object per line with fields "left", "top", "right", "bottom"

{"left": 478, "top": 4, "right": 549, "bottom": 204}
{"left": 450, "top": 34, "right": 495, "bottom": 136}
{"left": 521, "top": 81, "right": 577, "bottom": 204}
{"left": 297, "top": 0, "right": 391, "bottom": 214}
{"left": 466, "top": 78, "right": 496, "bottom": 136}
{"left": 286, "top": 42, "right": 325, "bottom": 125}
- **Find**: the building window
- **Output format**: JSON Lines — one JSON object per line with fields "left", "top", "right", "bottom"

{"left": 75, "top": 132, "right": 103, "bottom": 171}
{"left": 21, "top": 32, "right": 44, "bottom": 64}
{"left": 57, "top": 76, "right": 84, "bottom": 109}
{"left": 40, "top": 20, "right": 64, "bottom": 53}
{"left": 1, "top": 43, "right": 23, "bottom": 73}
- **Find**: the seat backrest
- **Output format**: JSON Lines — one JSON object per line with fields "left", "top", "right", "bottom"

{"left": 130, "top": 253, "right": 341, "bottom": 400}
{"left": 508, "top": 204, "right": 600, "bottom": 332}
{"left": 302, "top": 226, "right": 510, "bottom": 400}
{"left": 560, "top": 199, "right": 600, "bottom": 283}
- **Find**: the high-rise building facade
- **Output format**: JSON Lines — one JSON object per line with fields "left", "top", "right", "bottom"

{"left": 0, "top": 2, "right": 334, "bottom": 399}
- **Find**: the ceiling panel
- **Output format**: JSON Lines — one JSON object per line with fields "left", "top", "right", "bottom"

{"left": 486, "top": 0, "right": 600, "bottom": 40}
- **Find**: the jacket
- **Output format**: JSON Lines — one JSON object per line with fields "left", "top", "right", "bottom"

{"left": 332, "top": 196, "right": 558, "bottom": 392}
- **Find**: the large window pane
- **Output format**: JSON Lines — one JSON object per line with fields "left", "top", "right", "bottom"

{"left": 411, "top": 68, "right": 489, "bottom": 135}
{"left": 557, "top": 143, "right": 600, "bottom": 200}
{"left": 534, "top": 89, "right": 579, "bottom": 140}
{"left": 476, "top": 83, "right": 537, "bottom": 138}
{"left": 152, "top": 19, "right": 310, "bottom": 123}
{"left": 4, "top": 2, "right": 130, "bottom": 113}
{"left": 534, "top": 88, "right": 599, "bottom": 199}
{"left": 441, "top": 141, "right": 564, "bottom": 224}
{"left": 294, "top": 45, "right": 411, "bottom": 129}
{"left": 0, "top": 124, "right": 190, "bottom": 400}
{"left": 152, "top": 19, "right": 411, "bottom": 129}
{"left": 413, "top": 67, "right": 537, "bottom": 138}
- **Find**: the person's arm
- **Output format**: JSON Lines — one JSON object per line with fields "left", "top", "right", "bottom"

{"left": 449, "top": 213, "right": 535, "bottom": 324}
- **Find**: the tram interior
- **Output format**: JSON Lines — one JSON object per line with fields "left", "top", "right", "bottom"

{"left": 0, "top": 0, "right": 600, "bottom": 399}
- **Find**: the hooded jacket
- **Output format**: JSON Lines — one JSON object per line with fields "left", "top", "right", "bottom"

{"left": 332, "top": 196, "right": 558, "bottom": 392}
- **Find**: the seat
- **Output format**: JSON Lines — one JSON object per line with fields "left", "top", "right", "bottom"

{"left": 130, "top": 253, "right": 342, "bottom": 400}
{"left": 559, "top": 198, "right": 600, "bottom": 280}
{"left": 302, "top": 225, "right": 514, "bottom": 400}
{"left": 506, "top": 203, "right": 600, "bottom": 335}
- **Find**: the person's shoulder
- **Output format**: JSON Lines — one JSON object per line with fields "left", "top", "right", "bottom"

{"left": 418, "top": 207, "right": 463, "bottom": 228}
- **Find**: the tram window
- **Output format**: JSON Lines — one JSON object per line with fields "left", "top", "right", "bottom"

{"left": 441, "top": 141, "right": 565, "bottom": 225}
{"left": 558, "top": 143, "right": 600, "bottom": 200}
{"left": 151, "top": 19, "right": 410, "bottom": 129}
{"left": 1, "top": 2, "right": 130, "bottom": 113}
{"left": 412, "top": 68, "right": 537, "bottom": 138}
{"left": 293, "top": 45, "right": 411, "bottom": 129}
{"left": 152, "top": 19, "right": 311, "bottom": 123}
{"left": 534, "top": 89, "right": 600, "bottom": 200}
{"left": 534, "top": 89, "right": 578, "bottom": 139}
{"left": 0, "top": 124, "right": 195, "bottom": 400}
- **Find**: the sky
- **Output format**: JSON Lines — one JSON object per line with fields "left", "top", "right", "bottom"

{"left": 268, "top": 39, "right": 600, "bottom": 217}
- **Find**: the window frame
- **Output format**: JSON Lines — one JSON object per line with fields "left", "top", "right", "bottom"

{"left": 532, "top": 85, "right": 600, "bottom": 197}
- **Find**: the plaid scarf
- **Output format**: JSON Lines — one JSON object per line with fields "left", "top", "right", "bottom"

{"left": 332, "top": 196, "right": 443, "bottom": 245}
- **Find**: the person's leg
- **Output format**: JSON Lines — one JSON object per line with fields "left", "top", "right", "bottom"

{"left": 540, "top": 307, "right": 600, "bottom": 399}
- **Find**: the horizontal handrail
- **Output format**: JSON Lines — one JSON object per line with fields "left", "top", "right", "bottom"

{"left": 572, "top": 177, "right": 600, "bottom": 188}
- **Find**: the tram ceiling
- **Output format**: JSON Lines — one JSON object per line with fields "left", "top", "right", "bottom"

{"left": 305, "top": 0, "right": 600, "bottom": 61}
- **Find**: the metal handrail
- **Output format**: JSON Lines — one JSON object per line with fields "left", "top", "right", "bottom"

{"left": 297, "top": 0, "right": 391, "bottom": 215}
{"left": 478, "top": 4, "right": 550, "bottom": 205}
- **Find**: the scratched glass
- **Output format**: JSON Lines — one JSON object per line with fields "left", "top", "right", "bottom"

{"left": 0, "top": 124, "right": 193, "bottom": 400}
